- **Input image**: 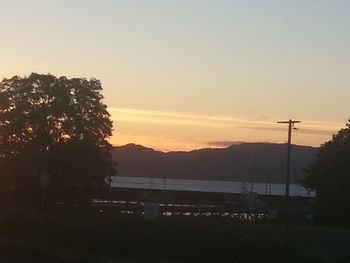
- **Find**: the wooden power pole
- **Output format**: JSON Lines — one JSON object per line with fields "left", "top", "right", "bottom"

{"left": 277, "top": 119, "right": 301, "bottom": 197}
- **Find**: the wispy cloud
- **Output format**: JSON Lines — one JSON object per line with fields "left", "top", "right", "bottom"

{"left": 108, "top": 107, "right": 277, "bottom": 127}
{"left": 206, "top": 141, "right": 247, "bottom": 148}
{"left": 239, "top": 126, "right": 336, "bottom": 136}
{"left": 114, "top": 114, "right": 230, "bottom": 128}
{"left": 108, "top": 107, "right": 343, "bottom": 133}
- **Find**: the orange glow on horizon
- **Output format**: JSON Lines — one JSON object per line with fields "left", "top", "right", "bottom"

{"left": 108, "top": 107, "right": 343, "bottom": 152}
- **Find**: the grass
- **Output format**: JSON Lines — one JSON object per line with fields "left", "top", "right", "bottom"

{"left": 0, "top": 209, "right": 349, "bottom": 262}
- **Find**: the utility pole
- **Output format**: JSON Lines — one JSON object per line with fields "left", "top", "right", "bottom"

{"left": 277, "top": 119, "right": 300, "bottom": 227}
{"left": 250, "top": 156, "right": 256, "bottom": 194}
{"left": 277, "top": 119, "right": 301, "bottom": 197}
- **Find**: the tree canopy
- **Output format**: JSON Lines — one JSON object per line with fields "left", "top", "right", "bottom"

{"left": 301, "top": 120, "right": 350, "bottom": 227}
{"left": 0, "top": 73, "right": 115, "bottom": 205}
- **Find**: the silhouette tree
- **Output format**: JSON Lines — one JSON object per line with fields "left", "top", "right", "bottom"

{"left": 301, "top": 120, "right": 350, "bottom": 227}
{"left": 0, "top": 73, "right": 115, "bottom": 205}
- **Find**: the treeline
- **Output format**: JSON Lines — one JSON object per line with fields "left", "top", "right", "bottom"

{"left": 300, "top": 120, "right": 350, "bottom": 228}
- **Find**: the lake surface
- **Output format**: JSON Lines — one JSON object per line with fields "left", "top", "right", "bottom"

{"left": 111, "top": 176, "right": 315, "bottom": 197}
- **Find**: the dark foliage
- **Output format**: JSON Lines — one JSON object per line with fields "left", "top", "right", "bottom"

{"left": 1, "top": 211, "right": 350, "bottom": 263}
{"left": 0, "top": 73, "right": 115, "bottom": 206}
{"left": 301, "top": 120, "right": 350, "bottom": 227}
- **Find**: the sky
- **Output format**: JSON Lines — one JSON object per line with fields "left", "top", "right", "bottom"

{"left": 1, "top": 0, "right": 349, "bottom": 151}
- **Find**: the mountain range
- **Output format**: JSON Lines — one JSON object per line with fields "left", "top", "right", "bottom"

{"left": 111, "top": 143, "right": 318, "bottom": 184}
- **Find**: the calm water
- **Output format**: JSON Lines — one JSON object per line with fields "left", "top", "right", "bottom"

{"left": 111, "top": 176, "right": 315, "bottom": 197}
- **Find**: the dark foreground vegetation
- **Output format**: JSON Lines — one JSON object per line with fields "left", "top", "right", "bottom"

{"left": 0, "top": 209, "right": 349, "bottom": 263}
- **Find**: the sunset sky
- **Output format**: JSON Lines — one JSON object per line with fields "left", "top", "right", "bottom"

{"left": 1, "top": 0, "right": 349, "bottom": 151}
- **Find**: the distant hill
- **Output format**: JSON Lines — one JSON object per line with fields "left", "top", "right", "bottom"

{"left": 112, "top": 143, "right": 318, "bottom": 184}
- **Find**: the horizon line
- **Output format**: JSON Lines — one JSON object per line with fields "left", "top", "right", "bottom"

{"left": 111, "top": 141, "right": 319, "bottom": 153}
